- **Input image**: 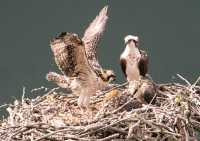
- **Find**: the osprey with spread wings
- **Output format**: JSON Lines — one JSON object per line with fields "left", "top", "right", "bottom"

{"left": 46, "top": 6, "right": 115, "bottom": 108}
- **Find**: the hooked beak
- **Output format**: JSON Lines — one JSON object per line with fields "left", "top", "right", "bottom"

{"left": 108, "top": 74, "right": 116, "bottom": 83}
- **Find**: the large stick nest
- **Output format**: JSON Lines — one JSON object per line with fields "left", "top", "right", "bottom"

{"left": 0, "top": 76, "right": 200, "bottom": 141}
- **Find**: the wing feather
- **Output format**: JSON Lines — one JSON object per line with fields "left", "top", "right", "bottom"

{"left": 138, "top": 50, "right": 149, "bottom": 77}
{"left": 50, "top": 33, "right": 96, "bottom": 84}
{"left": 82, "top": 6, "right": 108, "bottom": 74}
{"left": 120, "top": 58, "right": 127, "bottom": 78}
{"left": 46, "top": 72, "right": 71, "bottom": 88}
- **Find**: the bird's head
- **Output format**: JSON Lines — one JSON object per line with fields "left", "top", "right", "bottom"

{"left": 51, "top": 32, "right": 83, "bottom": 45}
{"left": 50, "top": 32, "right": 83, "bottom": 50}
{"left": 124, "top": 35, "right": 139, "bottom": 47}
{"left": 64, "top": 32, "right": 83, "bottom": 45}
{"left": 100, "top": 69, "right": 116, "bottom": 83}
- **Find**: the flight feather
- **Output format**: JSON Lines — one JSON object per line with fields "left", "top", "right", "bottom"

{"left": 82, "top": 6, "right": 108, "bottom": 75}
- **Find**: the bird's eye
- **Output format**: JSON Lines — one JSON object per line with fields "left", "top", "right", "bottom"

{"left": 79, "top": 39, "right": 83, "bottom": 45}
{"left": 131, "top": 39, "right": 138, "bottom": 45}
{"left": 126, "top": 40, "right": 132, "bottom": 45}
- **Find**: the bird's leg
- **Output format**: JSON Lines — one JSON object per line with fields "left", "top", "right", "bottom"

{"left": 78, "top": 94, "right": 92, "bottom": 116}
{"left": 83, "top": 95, "right": 96, "bottom": 123}
{"left": 78, "top": 96, "right": 93, "bottom": 124}
{"left": 128, "top": 80, "right": 140, "bottom": 94}
{"left": 77, "top": 95, "right": 86, "bottom": 115}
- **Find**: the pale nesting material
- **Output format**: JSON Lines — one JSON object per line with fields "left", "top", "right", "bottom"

{"left": 1, "top": 79, "right": 200, "bottom": 140}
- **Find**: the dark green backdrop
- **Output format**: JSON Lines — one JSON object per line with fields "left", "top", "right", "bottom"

{"left": 0, "top": 1, "right": 199, "bottom": 108}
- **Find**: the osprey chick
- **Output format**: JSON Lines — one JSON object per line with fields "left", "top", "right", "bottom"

{"left": 47, "top": 5, "right": 115, "bottom": 86}
{"left": 47, "top": 6, "right": 116, "bottom": 108}
{"left": 120, "top": 35, "right": 148, "bottom": 81}
{"left": 50, "top": 33, "right": 110, "bottom": 109}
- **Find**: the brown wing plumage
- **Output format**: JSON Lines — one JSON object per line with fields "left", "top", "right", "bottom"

{"left": 138, "top": 50, "right": 149, "bottom": 77}
{"left": 82, "top": 6, "right": 108, "bottom": 74}
{"left": 49, "top": 32, "right": 107, "bottom": 108}
{"left": 50, "top": 32, "right": 95, "bottom": 82}
{"left": 120, "top": 58, "right": 127, "bottom": 78}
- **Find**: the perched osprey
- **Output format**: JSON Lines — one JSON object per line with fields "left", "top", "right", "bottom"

{"left": 47, "top": 6, "right": 115, "bottom": 108}
{"left": 120, "top": 35, "right": 148, "bottom": 81}
{"left": 120, "top": 35, "right": 155, "bottom": 104}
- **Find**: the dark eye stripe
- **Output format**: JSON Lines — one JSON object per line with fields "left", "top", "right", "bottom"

{"left": 125, "top": 39, "right": 137, "bottom": 45}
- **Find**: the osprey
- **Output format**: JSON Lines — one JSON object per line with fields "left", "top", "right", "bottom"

{"left": 46, "top": 6, "right": 115, "bottom": 109}
{"left": 120, "top": 35, "right": 155, "bottom": 104}
{"left": 120, "top": 35, "right": 148, "bottom": 81}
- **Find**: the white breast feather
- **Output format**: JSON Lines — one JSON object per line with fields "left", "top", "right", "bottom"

{"left": 121, "top": 45, "right": 141, "bottom": 81}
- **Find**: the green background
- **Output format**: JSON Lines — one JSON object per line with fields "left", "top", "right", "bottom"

{"left": 0, "top": 1, "right": 199, "bottom": 110}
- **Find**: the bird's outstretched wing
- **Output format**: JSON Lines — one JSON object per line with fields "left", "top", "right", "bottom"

{"left": 50, "top": 32, "right": 96, "bottom": 86}
{"left": 46, "top": 72, "right": 71, "bottom": 89}
{"left": 82, "top": 6, "right": 108, "bottom": 75}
